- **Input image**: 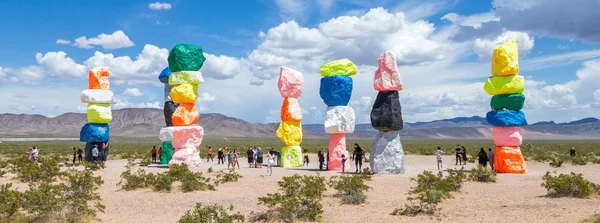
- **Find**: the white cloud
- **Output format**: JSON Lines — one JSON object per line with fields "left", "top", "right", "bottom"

{"left": 148, "top": 2, "right": 172, "bottom": 10}
{"left": 113, "top": 98, "right": 161, "bottom": 110}
{"left": 202, "top": 54, "right": 242, "bottom": 79}
{"left": 473, "top": 31, "right": 534, "bottom": 59}
{"left": 35, "top": 51, "right": 87, "bottom": 78}
{"left": 522, "top": 49, "right": 600, "bottom": 71}
{"left": 275, "top": 0, "right": 306, "bottom": 20}
{"left": 316, "top": 0, "right": 336, "bottom": 15}
{"left": 123, "top": 88, "right": 143, "bottom": 97}
{"left": 84, "top": 44, "right": 168, "bottom": 83}
{"left": 8, "top": 103, "right": 36, "bottom": 112}
{"left": 0, "top": 67, "right": 9, "bottom": 81}
{"left": 73, "top": 30, "right": 135, "bottom": 50}
{"left": 442, "top": 12, "right": 500, "bottom": 29}
{"left": 14, "top": 66, "right": 45, "bottom": 84}
{"left": 594, "top": 89, "right": 600, "bottom": 104}
{"left": 198, "top": 92, "right": 216, "bottom": 102}
{"left": 56, "top": 39, "right": 71, "bottom": 45}
{"left": 393, "top": 0, "right": 450, "bottom": 20}
{"left": 557, "top": 44, "right": 569, "bottom": 50}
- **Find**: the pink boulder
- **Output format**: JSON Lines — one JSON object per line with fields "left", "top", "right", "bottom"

{"left": 374, "top": 51, "right": 402, "bottom": 92}
{"left": 172, "top": 126, "right": 204, "bottom": 149}
{"left": 492, "top": 126, "right": 523, "bottom": 147}
{"left": 278, "top": 66, "right": 304, "bottom": 98}
{"left": 169, "top": 147, "right": 202, "bottom": 168}
{"left": 327, "top": 133, "right": 350, "bottom": 171}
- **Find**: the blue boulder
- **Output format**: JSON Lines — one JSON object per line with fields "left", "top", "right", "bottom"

{"left": 319, "top": 76, "right": 353, "bottom": 106}
{"left": 80, "top": 123, "right": 110, "bottom": 142}
{"left": 486, "top": 110, "right": 528, "bottom": 126}
{"left": 158, "top": 67, "right": 171, "bottom": 83}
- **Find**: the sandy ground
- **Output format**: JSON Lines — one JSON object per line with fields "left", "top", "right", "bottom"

{"left": 2, "top": 155, "right": 599, "bottom": 223}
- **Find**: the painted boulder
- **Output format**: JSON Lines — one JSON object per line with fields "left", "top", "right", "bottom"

{"left": 484, "top": 75, "right": 524, "bottom": 96}
{"left": 370, "top": 91, "right": 403, "bottom": 131}
{"left": 81, "top": 90, "right": 116, "bottom": 104}
{"left": 327, "top": 133, "right": 350, "bottom": 171}
{"left": 170, "top": 84, "right": 198, "bottom": 104}
{"left": 490, "top": 94, "right": 525, "bottom": 111}
{"left": 168, "top": 71, "right": 204, "bottom": 85}
{"left": 486, "top": 110, "right": 528, "bottom": 126}
{"left": 80, "top": 123, "right": 110, "bottom": 142}
{"left": 324, "top": 106, "right": 355, "bottom": 134}
{"left": 278, "top": 66, "right": 304, "bottom": 98}
{"left": 281, "top": 146, "right": 304, "bottom": 168}
{"left": 319, "top": 75, "right": 353, "bottom": 106}
{"left": 88, "top": 67, "right": 110, "bottom": 90}
{"left": 172, "top": 103, "right": 199, "bottom": 126}
{"left": 494, "top": 146, "right": 526, "bottom": 173}
{"left": 374, "top": 51, "right": 403, "bottom": 91}
{"left": 370, "top": 130, "right": 405, "bottom": 174}
{"left": 167, "top": 44, "right": 206, "bottom": 73}
{"left": 87, "top": 103, "right": 112, "bottom": 123}
{"left": 158, "top": 67, "right": 171, "bottom": 83}
{"left": 492, "top": 40, "right": 519, "bottom": 76}
{"left": 281, "top": 97, "right": 303, "bottom": 122}
{"left": 276, "top": 121, "right": 303, "bottom": 146}
{"left": 320, "top": 59, "right": 357, "bottom": 76}
{"left": 492, "top": 126, "right": 523, "bottom": 147}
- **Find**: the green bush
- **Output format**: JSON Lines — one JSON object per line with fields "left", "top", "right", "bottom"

{"left": 541, "top": 172, "right": 600, "bottom": 198}
{"left": 152, "top": 172, "right": 174, "bottom": 192}
{"left": 118, "top": 163, "right": 215, "bottom": 193}
{"left": 257, "top": 174, "right": 326, "bottom": 222}
{"left": 0, "top": 160, "right": 8, "bottom": 177}
{"left": 117, "top": 167, "right": 155, "bottom": 190}
{"left": 208, "top": 167, "right": 213, "bottom": 173}
{"left": 328, "top": 175, "right": 372, "bottom": 204}
{"left": 179, "top": 203, "right": 244, "bottom": 223}
{"left": 0, "top": 183, "right": 22, "bottom": 220}
{"left": 581, "top": 214, "right": 600, "bottom": 223}
{"left": 180, "top": 171, "right": 215, "bottom": 192}
{"left": 549, "top": 157, "right": 564, "bottom": 168}
{"left": 467, "top": 166, "right": 497, "bottom": 183}
{"left": 571, "top": 156, "right": 588, "bottom": 165}
{"left": 215, "top": 171, "right": 243, "bottom": 185}
{"left": 8, "top": 156, "right": 61, "bottom": 183}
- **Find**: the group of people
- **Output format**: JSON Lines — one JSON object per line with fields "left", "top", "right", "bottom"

{"left": 151, "top": 146, "right": 163, "bottom": 163}
{"left": 26, "top": 146, "right": 39, "bottom": 164}
{"left": 91, "top": 142, "right": 110, "bottom": 168}
{"left": 435, "top": 145, "right": 496, "bottom": 171}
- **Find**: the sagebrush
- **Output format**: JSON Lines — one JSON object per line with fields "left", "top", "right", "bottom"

{"left": 179, "top": 203, "right": 244, "bottom": 223}
{"left": 541, "top": 172, "right": 600, "bottom": 198}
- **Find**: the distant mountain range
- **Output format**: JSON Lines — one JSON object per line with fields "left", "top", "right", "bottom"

{"left": 1, "top": 108, "right": 599, "bottom": 139}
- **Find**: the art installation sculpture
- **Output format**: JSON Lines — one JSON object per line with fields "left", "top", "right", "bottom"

{"left": 276, "top": 67, "right": 305, "bottom": 167}
{"left": 80, "top": 67, "right": 115, "bottom": 161}
{"left": 369, "top": 51, "right": 405, "bottom": 174}
{"left": 319, "top": 59, "right": 357, "bottom": 171}
{"left": 484, "top": 40, "right": 527, "bottom": 173}
{"left": 158, "top": 44, "right": 206, "bottom": 167}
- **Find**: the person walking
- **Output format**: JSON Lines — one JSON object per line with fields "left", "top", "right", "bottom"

{"left": 151, "top": 146, "right": 157, "bottom": 163}
{"left": 246, "top": 147, "right": 254, "bottom": 168}
{"left": 72, "top": 147, "right": 77, "bottom": 164}
{"left": 91, "top": 144, "right": 99, "bottom": 164}
{"left": 435, "top": 146, "right": 443, "bottom": 171}
{"left": 233, "top": 149, "right": 240, "bottom": 169}
{"left": 478, "top": 148, "right": 488, "bottom": 167}
{"left": 217, "top": 148, "right": 224, "bottom": 165}
{"left": 303, "top": 149, "right": 309, "bottom": 166}
{"left": 257, "top": 147, "right": 264, "bottom": 168}
{"left": 487, "top": 148, "right": 495, "bottom": 170}
{"left": 77, "top": 147, "right": 83, "bottom": 163}
{"left": 318, "top": 151, "right": 325, "bottom": 170}
{"left": 455, "top": 144, "right": 462, "bottom": 165}
{"left": 461, "top": 146, "right": 468, "bottom": 165}
{"left": 266, "top": 150, "right": 275, "bottom": 176}
{"left": 227, "top": 150, "right": 234, "bottom": 170}
{"left": 352, "top": 143, "right": 365, "bottom": 173}
{"left": 207, "top": 147, "right": 214, "bottom": 162}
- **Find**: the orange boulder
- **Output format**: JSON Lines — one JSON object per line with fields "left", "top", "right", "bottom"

{"left": 281, "top": 97, "right": 302, "bottom": 122}
{"left": 494, "top": 146, "right": 526, "bottom": 173}
{"left": 89, "top": 67, "right": 110, "bottom": 90}
{"left": 172, "top": 103, "right": 199, "bottom": 126}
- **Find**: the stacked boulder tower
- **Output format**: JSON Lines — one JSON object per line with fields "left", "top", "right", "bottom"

{"left": 276, "top": 67, "right": 305, "bottom": 167}
{"left": 80, "top": 67, "right": 115, "bottom": 161}
{"left": 484, "top": 40, "right": 528, "bottom": 173}
{"left": 319, "top": 59, "right": 357, "bottom": 171}
{"left": 158, "top": 44, "right": 206, "bottom": 168}
{"left": 369, "top": 51, "right": 406, "bottom": 174}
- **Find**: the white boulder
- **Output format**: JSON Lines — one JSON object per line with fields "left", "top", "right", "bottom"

{"left": 158, "top": 126, "right": 203, "bottom": 142}
{"left": 81, "top": 90, "right": 116, "bottom": 104}
{"left": 370, "top": 131, "right": 405, "bottom": 174}
{"left": 324, "top": 106, "right": 355, "bottom": 134}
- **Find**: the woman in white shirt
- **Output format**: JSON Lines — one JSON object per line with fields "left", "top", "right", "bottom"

{"left": 266, "top": 150, "right": 275, "bottom": 176}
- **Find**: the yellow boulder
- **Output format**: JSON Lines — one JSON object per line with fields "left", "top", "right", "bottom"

{"left": 170, "top": 84, "right": 198, "bottom": 104}
{"left": 484, "top": 75, "right": 524, "bottom": 96}
{"left": 320, "top": 59, "right": 357, "bottom": 77}
{"left": 87, "top": 103, "right": 112, "bottom": 123}
{"left": 276, "top": 121, "right": 303, "bottom": 146}
{"left": 492, "top": 40, "right": 519, "bottom": 76}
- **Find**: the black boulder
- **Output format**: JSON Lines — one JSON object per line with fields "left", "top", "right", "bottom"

{"left": 370, "top": 91, "right": 403, "bottom": 131}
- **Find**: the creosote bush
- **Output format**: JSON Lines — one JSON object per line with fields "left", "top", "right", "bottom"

{"left": 549, "top": 157, "right": 564, "bottom": 168}
{"left": 328, "top": 174, "right": 372, "bottom": 205}
{"left": 467, "top": 166, "right": 497, "bottom": 183}
{"left": 117, "top": 163, "right": 215, "bottom": 192}
{"left": 215, "top": 171, "right": 243, "bottom": 185}
{"left": 541, "top": 172, "right": 600, "bottom": 198}
{"left": 179, "top": 203, "right": 245, "bottom": 223}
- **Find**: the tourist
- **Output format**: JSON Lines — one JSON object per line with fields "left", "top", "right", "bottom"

{"left": 246, "top": 147, "right": 254, "bottom": 168}
{"left": 100, "top": 143, "right": 108, "bottom": 169}
{"left": 233, "top": 149, "right": 240, "bottom": 169}
{"left": 478, "top": 148, "right": 488, "bottom": 167}
{"left": 252, "top": 147, "right": 258, "bottom": 168}
{"left": 303, "top": 149, "right": 309, "bottom": 166}
{"left": 31, "top": 146, "right": 39, "bottom": 164}
{"left": 27, "top": 148, "right": 33, "bottom": 163}
{"left": 217, "top": 148, "right": 224, "bottom": 165}
{"left": 77, "top": 147, "right": 83, "bottom": 163}
{"left": 435, "top": 146, "right": 443, "bottom": 171}
{"left": 257, "top": 147, "right": 264, "bottom": 168}
{"left": 461, "top": 146, "right": 468, "bottom": 165}
{"left": 91, "top": 144, "right": 99, "bottom": 164}
{"left": 72, "top": 147, "right": 77, "bottom": 164}
{"left": 487, "top": 148, "right": 495, "bottom": 170}
{"left": 341, "top": 154, "right": 347, "bottom": 173}
{"left": 455, "top": 144, "right": 462, "bottom": 165}
{"left": 352, "top": 143, "right": 365, "bottom": 173}
{"left": 266, "top": 150, "right": 275, "bottom": 176}
{"left": 227, "top": 150, "right": 234, "bottom": 170}
{"left": 151, "top": 146, "right": 157, "bottom": 163}
{"left": 569, "top": 147, "right": 576, "bottom": 157}
{"left": 326, "top": 151, "right": 330, "bottom": 170}
{"left": 275, "top": 149, "right": 281, "bottom": 167}
{"left": 207, "top": 147, "right": 214, "bottom": 162}
{"left": 158, "top": 147, "right": 163, "bottom": 162}
{"left": 318, "top": 151, "right": 325, "bottom": 170}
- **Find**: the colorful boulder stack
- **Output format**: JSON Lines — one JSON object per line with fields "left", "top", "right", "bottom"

{"left": 276, "top": 67, "right": 305, "bottom": 167}
{"left": 158, "top": 44, "right": 206, "bottom": 168}
{"left": 319, "top": 59, "right": 357, "bottom": 171}
{"left": 484, "top": 40, "right": 527, "bottom": 173}
{"left": 369, "top": 51, "right": 405, "bottom": 174}
{"left": 80, "top": 67, "right": 115, "bottom": 161}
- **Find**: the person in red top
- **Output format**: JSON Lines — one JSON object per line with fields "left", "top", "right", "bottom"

{"left": 158, "top": 147, "right": 163, "bottom": 162}
{"left": 151, "top": 146, "right": 157, "bottom": 163}
{"left": 207, "top": 147, "right": 214, "bottom": 162}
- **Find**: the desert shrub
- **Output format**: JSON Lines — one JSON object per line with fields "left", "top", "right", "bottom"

{"left": 257, "top": 174, "right": 326, "bottom": 222}
{"left": 215, "top": 171, "right": 243, "bottom": 184}
{"left": 118, "top": 163, "right": 215, "bottom": 192}
{"left": 118, "top": 168, "right": 155, "bottom": 190}
{"left": 361, "top": 167, "right": 374, "bottom": 176}
{"left": 328, "top": 175, "right": 372, "bottom": 204}
{"left": 571, "top": 156, "right": 588, "bottom": 165}
{"left": 541, "top": 172, "right": 599, "bottom": 198}
{"left": 208, "top": 167, "right": 213, "bottom": 173}
{"left": 549, "top": 157, "right": 564, "bottom": 168}
{"left": 467, "top": 166, "right": 497, "bottom": 183}
{"left": 0, "top": 183, "right": 22, "bottom": 220}
{"left": 180, "top": 171, "right": 215, "bottom": 192}
{"left": 0, "top": 160, "right": 8, "bottom": 177}
{"left": 179, "top": 203, "right": 244, "bottom": 223}
{"left": 152, "top": 172, "right": 174, "bottom": 192}
{"left": 581, "top": 214, "right": 600, "bottom": 223}
{"left": 139, "top": 157, "right": 152, "bottom": 166}
{"left": 9, "top": 156, "right": 61, "bottom": 182}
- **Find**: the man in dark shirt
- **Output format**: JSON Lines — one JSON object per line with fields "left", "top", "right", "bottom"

{"left": 455, "top": 144, "right": 462, "bottom": 165}
{"left": 246, "top": 148, "right": 254, "bottom": 167}
{"left": 217, "top": 148, "right": 224, "bottom": 165}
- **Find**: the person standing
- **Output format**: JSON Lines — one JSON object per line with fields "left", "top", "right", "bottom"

{"left": 207, "top": 147, "right": 214, "bottom": 162}
{"left": 72, "top": 147, "right": 77, "bottom": 164}
{"left": 569, "top": 147, "right": 576, "bottom": 157}
{"left": 455, "top": 144, "right": 462, "bottom": 165}
{"left": 341, "top": 154, "right": 347, "bottom": 173}
{"left": 31, "top": 146, "right": 39, "bottom": 164}
{"left": 27, "top": 148, "right": 33, "bottom": 163}
{"left": 318, "top": 151, "right": 325, "bottom": 170}
{"left": 227, "top": 150, "right": 234, "bottom": 170}
{"left": 91, "top": 145, "right": 99, "bottom": 164}
{"left": 233, "top": 149, "right": 240, "bottom": 169}
{"left": 266, "top": 150, "right": 275, "bottom": 176}
{"left": 352, "top": 144, "right": 365, "bottom": 173}
{"left": 100, "top": 143, "right": 108, "bottom": 169}
{"left": 217, "top": 148, "right": 224, "bottom": 165}
{"left": 461, "top": 146, "right": 468, "bottom": 165}
{"left": 151, "top": 146, "right": 157, "bottom": 163}
{"left": 487, "top": 148, "right": 495, "bottom": 170}
{"left": 275, "top": 149, "right": 281, "bottom": 167}
{"left": 303, "top": 149, "right": 309, "bottom": 166}
{"left": 326, "top": 151, "right": 330, "bottom": 170}
{"left": 252, "top": 147, "right": 258, "bottom": 168}
{"left": 478, "top": 148, "right": 488, "bottom": 167}
{"left": 246, "top": 147, "right": 254, "bottom": 168}
{"left": 257, "top": 147, "right": 264, "bottom": 168}
{"left": 77, "top": 147, "right": 83, "bottom": 163}
{"left": 158, "top": 147, "right": 163, "bottom": 162}
{"left": 435, "top": 146, "right": 443, "bottom": 171}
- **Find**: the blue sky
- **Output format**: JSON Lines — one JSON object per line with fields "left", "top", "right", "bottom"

{"left": 1, "top": 0, "right": 599, "bottom": 124}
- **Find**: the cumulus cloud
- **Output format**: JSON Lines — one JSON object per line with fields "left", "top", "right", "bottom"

{"left": 594, "top": 89, "right": 600, "bottom": 104}
{"left": 35, "top": 51, "right": 87, "bottom": 78}
{"left": 275, "top": 0, "right": 306, "bottom": 20}
{"left": 123, "top": 88, "right": 143, "bottom": 97}
{"left": 113, "top": 98, "right": 161, "bottom": 110}
{"left": 148, "top": 2, "right": 172, "bottom": 10}
{"left": 198, "top": 92, "right": 217, "bottom": 102}
{"left": 84, "top": 44, "right": 167, "bottom": 83}
{"left": 8, "top": 103, "right": 36, "bottom": 112}
{"left": 13, "top": 66, "right": 45, "bottom": 84}
{"left": 73, "top": 30, "right": 135, "bottom": 50}
{"left": 473, "top": 31, "right": 534, "bottom": 59}
{"left": 55, "top": 39, "right": 71, "bottom": 45}
{"left": 442, "top": 12, "right": 500, "bottom": 29}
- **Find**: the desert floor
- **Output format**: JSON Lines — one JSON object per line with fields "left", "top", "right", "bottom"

{"left": 2, "top": 155, "right": 599, "bottom": 223}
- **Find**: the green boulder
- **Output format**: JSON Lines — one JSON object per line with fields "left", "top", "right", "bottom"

{"left": 160, "top": 141, "right": 173, "bottom": 164}
{"left": 281, "top": 146, "right": 303, "bottom": 168}
{"left": 320, "top": 59, "right": 357, "bottom": 77}
{"left": 491, "top": 94, "right": 525, "bottom": 111}
{"left": 168, "top": 44, "right": 206, "bottom": 72}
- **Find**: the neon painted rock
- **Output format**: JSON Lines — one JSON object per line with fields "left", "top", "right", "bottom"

{"left": 170, "top": 84, "right": 198, "bottom": 104}
{"left": 278, "top": 66, "right": 304, "bottom": 98}
{"left": 320, "top": 59, "right": 357, "bottom": 77}
{"left": 492, "top": 126, "right": 523, "bottom": 147}
{"left": 169, "top": 147, "right": 202, "bottom": 168}
{"left": 172, "top": 126, "right": 204, "bottom": 149}
{"left": 324, "top": 106, "right": 356, "bottom": 134}
{"left": 168, "top": 71, "right": 204, "bottom": 85}
{"left": 492, "top": 40, "right": 519, "bottom": 76}
{"left": 159, "top": 126, "right": 205, "bottom": 143}
{"left": 168, "top": 44, "right": 206, "bottom": 73}
{"left": 88, "top": 67, "right": 110, "bottom": 90}
{"left": 491, "top": 94, "right": 525, "bottom": 111}
{"left": 374, "top": 51, "right": 402, "bottom": 91}
{"left": 80, "top": 123, "right": 110, "bottom": 142}
{"left": 484, "top": 75, "right": 524, "bottom": 96}
{"left": 276, "top": 121, "right": 303, "bottom": 146}
{"left": 163, "top": 101, "right": 179, "bottom": 127}
{"left": 494, "top": 146, "right": 526, "bottom": 173}
{"left": 327, "top": 133, "right": 350, "bottom": 171}
{"left": 158, "top": 67, "right": 171, "bottom": 83}
{"left": 370, "top": 130, "right": 405, "bottom": 174}
{"left": 81, "top": 90, "right": 116, "bottom": 104}
{"left": 486, "top": 110, "right": 528, "bottom": 126}
{"left": 281, "top": 146, "right": 303, "bottom": 168}
{"left": 87, "top": 103, "right": 112, "bottom": 124}
{"left": 172, "top": 103, "right": 199, "bottom": 126}
{"left": 164, "top": 84, "right": 173, "bottom": 102}
{"left": 320, "top": 75, "right": 353, "bottom": 106}
{"left": 370, "top": 91, "right": 403, "bottom": 131}
{"left": 281, "top": 97, "right": 303, "bottom": 122}
{"left": 160, "top": 141, "right": 173, "bottom": 164}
